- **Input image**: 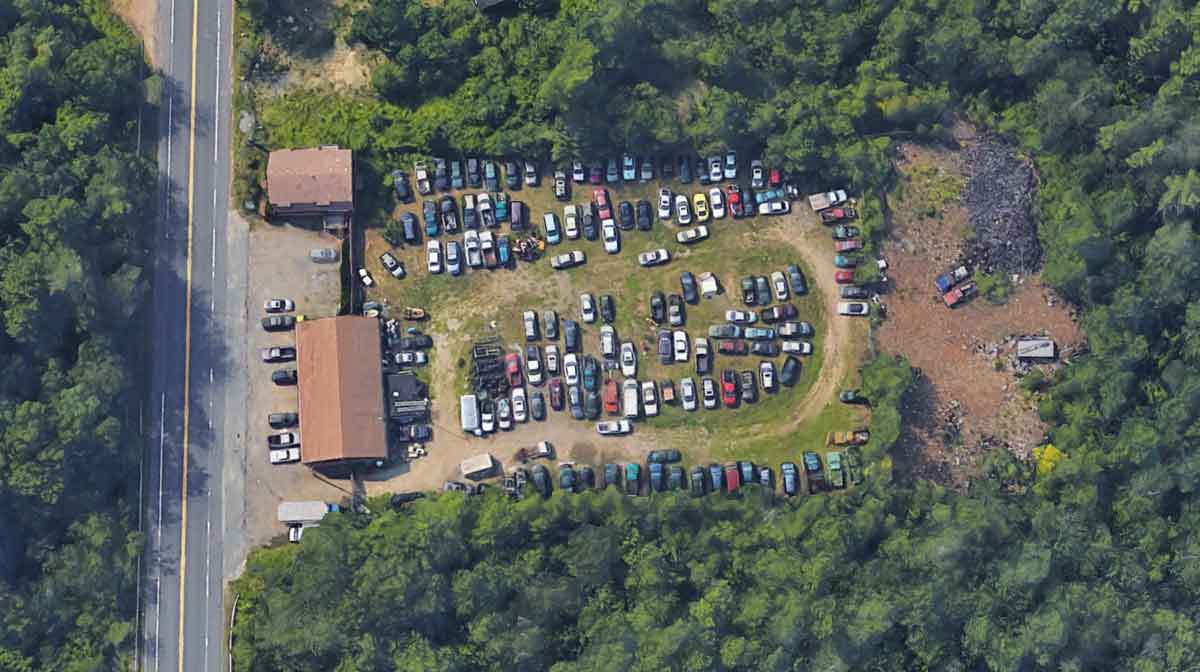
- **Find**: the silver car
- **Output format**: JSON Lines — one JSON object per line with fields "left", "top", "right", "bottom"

{"left": 680, "top": 377, "right": 697, "bottom": 411}
{"left": 309, "top": 248, "right": 338, "bottom": 263}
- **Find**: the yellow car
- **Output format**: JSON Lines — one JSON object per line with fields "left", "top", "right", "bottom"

{"left": 692, "top": 192, "right": 710, "bottom": 223}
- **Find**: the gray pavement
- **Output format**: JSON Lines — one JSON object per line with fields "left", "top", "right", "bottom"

{"left": 141, "top": 0, "right": 242, "bottom": 670}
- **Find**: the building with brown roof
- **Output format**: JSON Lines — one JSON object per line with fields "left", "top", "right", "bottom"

{"left": 267, "top": 146, "right": 354, "bottom": 230}
{"left": 295, "top": 315, "right": 387, "bottom": 474}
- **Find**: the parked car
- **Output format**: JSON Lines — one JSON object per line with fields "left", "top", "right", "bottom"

{"left": 426, "top": 240, "right": 443, "bottom": 273}
{"left": 563, "top": 320, "right": 581, "bottom": 353}
{"left": 835, "top": 269, "right": 856, "bottom": 283}
{"left": 708, "top": 156, "right": 723, "bottom": 183}
{"left": 673, "top": 330, "right": 689, "bottom": 362}
{"left": 758, "top": 200, "right": 790, "bottom": 215}
{"left": 563, "top": 204, "right": 579, "bottom": 239}
{"left": 658, "top": 330, "right": 673, "bottom": 364}
{"left": 755, "top": 276, "right": 771, "bottom": 305}
{"left": 840, "top": 285, "right": 870, "bottom": 299}
{"left": 692, "top": 192, "right": 710, "bottom": 223}
{"left": 750, "top": 159, "right": 765, "bottom": 188}
{"left": 719, "top": 339, "right": 748, "bottom": 356}
{"left": 268, "top": 412, "right": 298, "bottom": 428}
{"left": 391, "top": 169, "right": 412, "bottom": 202}
{"left": 596, "top": 419, "right": 632, "bottom": 435}
{"left": 760, "top": 361, "right": 776, "bottom": 392}
{"left": 504, "top": 160, "right": 520, "bottom": 189}
{"left": 618, "top": 200, "right": 635, "bottom": 230}
{"left": 740, "top": 370, "right": 757, "bottom": 403}
{"left": 445, "top": 240, "right": 462, "bottom": 275}
{"left": 524, "top": 345, "right": 544, "bottom": 385}
{"left": 777, "top": 321, "right": 814, "bottom": 338}
{"left": 725, "top": 310, "right": 756, "bottom": 324}
{"left": 400, "top": 212, "right": 420, "bottom": 244}
{"left": 676, "top": 225, "right": 709, "bottom": 244}
{"left": 414, "top": 163, "right": 431, "bottom": 194}
{"left": 650, "top": 292, "right": 666, "bottom": 323}
{"left": 464, "top": 230, "right": 483, "bottom": 268}
{"left": 620, "top": 341, "right": 637, "bottom": 377}
{"left": 638, "top": 248, "right": 671, "bottom": 267}
{"left": 423, "top": 200, "right": 439, "bottom": 236}
{"left": 483, "top": 160, "right": 499, "bottom": 190}
{"left": 658, "top": 188, "right": 673, "bottom": 219}
{"left": 622, "top": 154, "right": 636, "bottom": 181}
{"left": 786, "top": 264, "right": 808, "bottom": 295}
{"left": 680, "top": 272, "right": 699, "bottom": 304}
{"left": 553, "top": 169, "right": 568, "bottom": 200}
{"left": 467, "top": 158, "right": 481, "bottom": 187}
{"left": 680, "top": 377, "right": 697, "bottom": 411}
{"left": 641, "top": 381, "right": 659, "bottom": 416}
{"left": 724, "top": 463, "right": 741, "bottom": 492}
{"left": 270, "top": 448, "right": 300, "bottom": 465}
{"left": 264, "top": 298, "right": 294, "bottom": 313}
{"left": 580, "top": 293, "right": 597, "bottom": 323}
{"left": 551, "top": 250, "right": 586, "bottom": 270}
{"left": 679, "top": 155, "right": 693, "bottom": 183}
{"left": 667, "top": 294, "right": 685, "bottom": 327}
{"left": 511, "top": 388, "right": 528, "bottom": 423}
{"left": 572, "top": 161, "right": 586, "bottom": 183}
{"left": 771, "top": 271, "right": 789, "bottom": 301}
{"left": 543, "top": 213, "right": 561, "bottom": 244}
{"left": 709, "top": 324, "right": 742, "bottom": 339}
{"left": 602, "top": 218, "right": 619, "bottom": 253}
{"left": 750, "top": 341, "right": 779, "bottom": 356}
{"left": 549, "top": 379, "right": 564, "bottom": 410}
{"left": 636, "top": 199, "right": 652, "bottom": 231}
{"left": 780, "top": 462, "right": 799, "bottom": 496}
{"left": 261, "top": 315, "right": 295, "bottom": 332}
{"left": 599, "top": 294, "right": 615, "bottom": 323}
{"left": 744, "top": 327, "right": 775, "bottom": 340}
{"left": 675, "top": 194, "right": 692, "bottom": 225}
{"left": 780, "top": 356, "right": 801, "bottom": 386}
{"left": 740, "top": 277, "right": 756, "bottom": 305}
{"left": 433, "top": 158, "right": 449, "bottom": 191}
{"left": 760, "top": 304, "right": 798, "bottom": 323}
{"left": 639, "top": 156, "right": 654, "bottom": 181}
{"left": 721, "top": 369, "right": 739, "bottom": 406}
{"left": 261, "top": 346, "right": 296, "bottom": 363}
{"left": 604, "top": 463, "right": 620, "bottom": 488}
{"left": 723, "top": 150, "right": 737, "bottom": 179}
{"left": 450, "top": 160, "right": 464, "bottom": 189}
{"left": 838, "top": 301, "right": 870, "bottom": 316}
{"left": 695, "top": 337, "right": 711, "bottom": 375}
{"left": 625, "top": 463, "right": 641, "bottom": 495}
{"left": 357, "top": 268, "right": 375, "bottom": 287}
{"left": 701, "top": 376, "right": 718, "bottom": 409}
{"left": 833, "top": 225, "right": 860, "bottom": 240}
{"left": 606, "top": 158, "right": 620, "bottom": 183}
{"left": 272, "top": 369, "right": 297, "bottom": 385}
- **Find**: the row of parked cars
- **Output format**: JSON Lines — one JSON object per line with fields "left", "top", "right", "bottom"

{"left": 497, "top": 448, "right": 861, "bottom": 500}
{"left": 260, "top": 298, "right": 301, "bottom": 465}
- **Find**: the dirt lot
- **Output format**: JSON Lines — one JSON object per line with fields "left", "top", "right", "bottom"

{"left": 877, "top": 143, "right": 1082, "bottom": 489}
{"left": 242, "top": 223, "right": 346, "bottom": 547}
{"left": 359, "top": 175, "right": 870, "bottom": 495}
{"left": 112, "top": 0, "right": 156, "bottom": 66}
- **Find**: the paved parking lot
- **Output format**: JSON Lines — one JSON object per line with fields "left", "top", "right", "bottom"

{"left": 242, "top": 223, "right": 345, "bottom": 546}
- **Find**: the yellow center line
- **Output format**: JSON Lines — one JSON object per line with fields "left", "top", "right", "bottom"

{"left": 177, "top": 0, "right": 200, "bottom": 667}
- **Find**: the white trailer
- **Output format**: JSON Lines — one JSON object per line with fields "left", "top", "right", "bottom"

{"left": 460, "top": 453, "right": 495, "bottom": 480}
{"left": 807, "top": 189, "right": 848, "bottom": 212}
{"left": 460, "top": 394, "right": 480, "bottom": 435}
{"left": 277, "top": 501, "right": 338, "bottom": 525}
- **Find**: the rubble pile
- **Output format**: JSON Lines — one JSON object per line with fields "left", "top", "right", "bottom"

{"left": 960, "top": 139, "right": 1041, "bottom": 275}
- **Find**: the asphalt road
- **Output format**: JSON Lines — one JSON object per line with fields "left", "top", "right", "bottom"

{"left": 142, "top": 0, "right": 241, "bottom": 670}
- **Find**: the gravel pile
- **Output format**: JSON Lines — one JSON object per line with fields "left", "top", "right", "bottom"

{"left": 961, "top": 139, "right": 1041, "bottom": 275}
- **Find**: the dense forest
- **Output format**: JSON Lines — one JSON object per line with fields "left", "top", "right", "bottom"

{"left": 229, "top": 0, "right": 1200, "bottom": 668}
{"left": 0, "top": 0, "right": 154, "bottom": 669}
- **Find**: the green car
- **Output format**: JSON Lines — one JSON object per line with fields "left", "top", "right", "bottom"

{"left": 625, "top": 463, "right": 641, "bottom": 496}
{"left": 833, "top": 255, "right": 858, "bottom": 269}
{"left": 826, "top": 451, "right": 845, "bottom": 489}
{"left": 845, "top": 451, "right": 863, "bottom": 486}
{"left": 494, "top": 192, "right": 509, "bottom": 221}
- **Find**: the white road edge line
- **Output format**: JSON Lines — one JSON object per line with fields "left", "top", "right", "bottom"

{"left": 202, "top": 491, "right": 212, "bottom": 672}
{"left": 155, "top": 392, "right": 165, "bottom": 672}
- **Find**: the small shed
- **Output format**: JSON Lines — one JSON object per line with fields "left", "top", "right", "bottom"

{"left": 460, "top": 453, "right": 494, "bottom": 480}
{"left": 1016, "top": 338, "right": 1056, "bottom": 360}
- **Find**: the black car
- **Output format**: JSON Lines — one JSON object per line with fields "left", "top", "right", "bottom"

{"left": 543, "top": 310, "right": 559, "bottom": 339}
{"left": 739, "top": 460, "right": 756, "bottom": 485}
{"left": 648, "top": 449, "right": 682, "bottom": 463}
{"left": 678, "top": 155, "right": 693, "bottom": 183}
{"left": 736, "top": 278, "right": 753, "bottom": 306}
{"left": 580, "top": 466, "right": 596, "bottom": 489}
{"left": 780, "top": 355, "right": 801, "bottom": 386}
{"left": 467, "top": 158, "right": 481, "bottom": 187}
{"left": 409, "top": 424, "right": 433, "bottom": 441}
{"left": 581, "top": 210, "right": 598, "bottom": 240}
{"left": 840, "top": 285, "right": 870, "bottom": 299}
{"left": 505, "top": 160, "right": 521, "bottom": 189}
{"left": 689, "top": 466, "right": 706, "bottom": 497}
{"left": 584, "top": 390, "right": 601, "bottom": 419}
{"left": 510, "top": 201, "right": 526, "bottom": 232}
{"left": 268, "top": 412, "right": 298, "bottom": 428}
{"left": 390, "top": 491, "right": 426, "bottom": 508}
{"left": 636, "top": 200, "right": 653, "bottom": 231}
{"left": 581, "top": 355, "right": 599, "bottom": 392}
{"left": 667, "top": 294, "right": 685, "bottom": 326}
{"left": 439, "top": 195, "right": 459, "bottom": 233}
{"left": 262, "top": 315, "right": 295, "bottom": 331}
{"left": 563, "top": 319, "right": 580, "bottom": 353}
{"left": 740, "top": 370, "right": 758, "bottom": 403}
{"left": 462, "top": 197, "right": 478, "bottom": 229}
{"left": 391, "top": 170, "right": 412, "bottom": 203}
{"left": 568, "top": 384, "right": 584, "bottom": 419}
{"left": 401, "top": 212, "right": 420, "bottom": 244}
{"left": 398, "top": 334, "right": 433, "bottom": 350}
{"left": 618, "top": 201, "right": 634, "bottom": 230}
{"left": 658, "top": 330, "right": 673, "bottom": 364}
{"left": 755, "top": 276, "right": 771, "bottom": 306}
{"left": 604, "top": 463, "right": 621, "bottom": 489}
{"left": 696, "top": 157, "right": 709, "bottom": 185}
{"left": 530, "top": 391, "right": 546, "bottom": 420}
{"left": 649, "top": 463, "right": 665, "bottom": 492}
{"left": 650, "top": 292, "right": 666, "bottom": 323}
{"left": 661, "top": 156, "right": 675, "bottom": 179}
{"left": 680, "top": 272, "right": 699, "bottom": 304}
{"left": 751, "top": 341, "right": 779, "bottom": 356}
{"left": 600, "top": 294, "right": 615, "bottom": 323}
{"left": 272, "top": 369, "right": 297, "bottom": 385}
{"left": 531, "top": 464, "right": 552, "bottom": 498}
{"left": 787, "top": 263, "right": 808, "bottom": 295}
{"left": 668, "top": 465, "right": 685, "bottom": 490}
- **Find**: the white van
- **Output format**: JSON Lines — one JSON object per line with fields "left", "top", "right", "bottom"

{"left": 622, "top": 379, "right": 640, "bottom": 419}
{"left": 460, "top": 394, "right": 480, "bottom": 435}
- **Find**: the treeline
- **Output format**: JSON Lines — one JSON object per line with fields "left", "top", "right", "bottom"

{"left": 0, "top": 0, "right": 155, "bottom": 668}
{"left": 228, "top": 0, "right": 1200, "bottom": 668}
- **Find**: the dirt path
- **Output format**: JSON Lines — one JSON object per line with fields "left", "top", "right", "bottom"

{"left": 760, "top": 212, "right": 861, "bottom": 427}
{"left": 112, "top": 0, "right": 157, "bottom": 67}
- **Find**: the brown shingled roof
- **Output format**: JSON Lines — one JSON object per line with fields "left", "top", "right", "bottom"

{"left": 296, "top": 316, "right": 387, "bottom": 465}
{"left": 267, "top": 147, "right": 353, "bottom": 207}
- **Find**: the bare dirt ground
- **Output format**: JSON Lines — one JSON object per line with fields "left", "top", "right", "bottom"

{"left": 242, "top": 223, "right": 346, "bottom": 547}
{"left": 112, "top": 0, "right": 157, "bottom": 66}
{"left": 877, "top": 143, "right": 1082, "bottom": 489}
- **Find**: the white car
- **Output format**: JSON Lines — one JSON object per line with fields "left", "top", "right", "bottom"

{"left": 725, "top": 310, "right": 757, "bottom": 324}
{"left": 676, "top": 226, "right": 709, "bottom": 245}
{"left": 264, "top": 298, "right": 295, "bottom": 312}
{"left": 269, "top": 448, "right": 301, "bottom": 465}
{"left": 525, "top": 352, "right": 543, "bottom": 385}
{"left": 760, "top": 361, "right": 776, "bottom": 392}
{"left": 758, "top": 200, "right": 790, "bottom": 215}
{"left": 782, "top": 340, "right": 813, "bottom": 355}
{"left": 838, "top": 301, "right": 870, "bottom": 316}
{"left": 602, "top": 219, "right": 620, "bottom": 254}
{"left": 572, "top": 161, "right": 586, "bottom": 182}
{"left": 675, "top": 194, "right": 692, "bottom": 225}
{"left": 622, "top": 154, "right": 637, "bottom": 181}
{"left": 723, "top": 150, "right": 737, "bottom": 179}
{"left": 708, "top": 187, "right": 726, "bottom": 219}
{"left": 680, "top": 377, "right": 697, "bottom": 411}
{"left": 658, "top": 188, "right": 673, "bottom": 219}
{"left": 600, "top": 325, "right": 617, "bottom": 359}
{"left": 524, "top": 161, "right": 538, "bottom": 186}
{"left": 620, "top": 342, "right": 637, "bottom": 377}
{"left": 580, "top": 293, "right": 597, "bottom": 323}
{"left": 563, "top": 353, "right": 580, "bottom": 386}
{"left": 545, "top": 344, "right": 560, "bottom": 374}
{"left": 596, "top": 419, "right": 632, "bottom": 436}
{"left": 464, "top": 230, "right": 482, "bottom": 267}
{"left": 641, "top": 380, "right": 659, "bottom": 417}
{"left": 564, "top": 204, "right": 579, "bottom": 239}
{"left": 750, "top": 159, "right": 766, "bottom": 188}
{"left": 708, "top": 156, "right": 723, "bottom": 183}
{"left": 511, "top": 387, "right": 528, "bottom": 422}
{"left": 672, "top": 330, "right": 689, "bottom": 362}
{"left": 551, "top": 250, "right": 586, "bottom": 270}
{"left": 477, "top": 192, "right": 493, "bottom": 217}
{"left": 771, "top": 271, "right": 789, "bottom": 301}
{"left": 497, "top": 399, "right": 512, "bottom": 431}
{"left": 638, "top": 249, "right": 671, "bottom": 267}
{"left": 426, "top": 240, "right": 443, "bottom": 273}
{"left": 358, "top": 268, "right": 374, "bottom": 287}
{"left": 701, "top": 377, "right": 718, "bottom": 409}
{"left": 480, "top": 404, "right": 495, "bottom": 433}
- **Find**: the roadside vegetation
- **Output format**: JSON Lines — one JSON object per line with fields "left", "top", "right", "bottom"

{"left": 0, "top": 1, "right": 156, "bottom": 669}
{"left": 228, "top": 0, "right": 1200, "bottom": 668}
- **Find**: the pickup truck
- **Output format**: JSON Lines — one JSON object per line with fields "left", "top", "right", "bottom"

{"left": 414, "top": 163, "right": 432, "bottom": 194}
{"left": 826, "top": 452, "right": 845, "bottom": 489}
{"left": 807, "top": 189, "right": 848, "bottom": 212}
{"left": 480, "top": 231, "right": 497, "bottom": 268}
{"left": 827, "top": 430, "right": 870, "bottom": 446}
{"left": 934, "top": 266, "right": 970, "bottom": 294}
{"left": 819, "top": 206, "right": 858, "bottom": 223}
{"left": 943, "top": 280, "right": 977, "bottom": 307}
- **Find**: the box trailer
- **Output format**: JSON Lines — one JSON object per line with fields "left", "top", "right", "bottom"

{"left": 277, "top": 501, "right": 340, "bottom": 525}
{"left": 1017, "top": 338, "right": 1056, "bottom": 360}
{"left": 460, "top": 394, "right": 480, "bottom": 435}
{"left": 460, "top": 453, "right": 495, "bottom": 480}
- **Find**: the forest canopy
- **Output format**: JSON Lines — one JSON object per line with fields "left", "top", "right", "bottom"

{"left": 0, "top": 0, "right": 154, "bottom": 669}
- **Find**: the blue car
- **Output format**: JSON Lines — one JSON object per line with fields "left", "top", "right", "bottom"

{"left": 708, "top": 463, "right": 723, "bottom": 492}
{"left": 422, "top": 201, "right": 439, "bottom": 236}
{"left": 649, "top": 463, "right": 665, "bottom": 492}
{"left": 544, "top": 213, "right": 561, "bottom": 244}
{"left": 497, "top": 236, "right": 511, "bottom": 266}
{"left": 559, "top": 464, "right": 577, "bottom": 493}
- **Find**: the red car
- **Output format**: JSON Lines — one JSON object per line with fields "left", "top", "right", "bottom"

{"left": 768, "top": 168, "right": 782, "bottom": 188}
{"left": 724, "top": 463, "right": 741, "bottom": 493}
{"left": 835, "top": 270, "right": 855, "bottom": 284}
{"left": 602, "top": 379, "right": 620, "bottom": 415}
{"left": 835, "top": 239, "right": 862, "bottom": 252}
{"left": 505, "top": 352, "right": 523, "bottom": 387}
{"left": 548, "top": 378, "right": 564, "bottom": 410}
{"left": 593, "top": 188, "right": 612, "bottom": 220}
{"left": 721, "top": 369, "right": 740, "bottom": 406}
{"left": 589, "top": 165, "right": 603, "bottom": 185}
{"left": 718, "top": 339, "right": 748, "bottom": 355}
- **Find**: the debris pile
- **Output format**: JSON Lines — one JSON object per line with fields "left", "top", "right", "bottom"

{"left": 961, "top": 139, "right": 1041, "bottom": 275}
